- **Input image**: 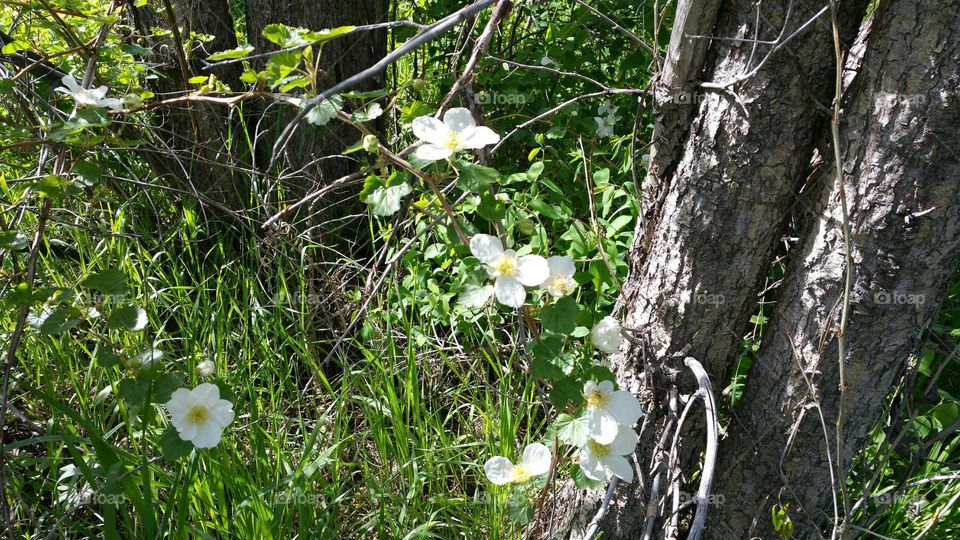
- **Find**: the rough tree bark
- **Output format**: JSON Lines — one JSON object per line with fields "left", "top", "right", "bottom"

{"left": 245, "top": 0, "right": 389, "bottom": 194}
{"left": 709, "top": 0, "right": 960, "bottom": 537}
{"left": 552, "top": 0, "right": 868, "bottom": 535}
{"left": 551, "top": 0, "right": 959, "bottom": 538}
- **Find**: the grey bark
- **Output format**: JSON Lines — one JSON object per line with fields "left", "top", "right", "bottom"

{"left": 551, "top": 0, "right": 870, "bottom": 536}
{"left": 244, "top": 0, "right": 389, "bottom": 193}
{"left": 708, "top": 0, "right": 960, "bottom": 536}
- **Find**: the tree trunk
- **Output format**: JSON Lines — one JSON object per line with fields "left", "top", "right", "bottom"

{"left": 244, "top": 0, "right": 389, "bottom": 193}
{"left": 552, "top": 0, "right": 960, "bottom": 537}
{"left": 709, "top": 0, "right": 960, "bottom": 536}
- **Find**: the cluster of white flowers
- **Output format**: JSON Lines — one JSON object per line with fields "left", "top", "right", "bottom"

{"left": 484, "top": 442, "right": 552, "bottom": 485}
{"left": 578, "top": 379, "right": 641, "bottom": 482}
{"left": 469, "top": 234, "right": 578, "bottom": 308}
{"left": 594, "top": 100, "right": 619, "bottom": 138}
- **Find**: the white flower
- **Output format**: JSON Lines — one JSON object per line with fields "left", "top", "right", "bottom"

{"left": 484, "top": 442, "right": 552, "bottom": 485}
{"left": 165, "top": 383, "right": 235, "bottom": 449}
{"left": 580, "top": 427, "right": 638, "bottom": 483}
{"left": 591, "top": 316, "right": 623, "bottom": 354}
{"left": 594, "top": 100, "right": 620, "bottom": 138}
{"left": 582, "top": 379, "right": 643, "bottom": 444}
{"left": 55, "top": 75, "right": 123, "bottom": 110}
{"left": 412, "top": 107, "right": 500, "bottom": 162}
{"left": 544, "top": 256, "right": 577, "bottom": 298}
{"left": 195, "top": 360, "right": 215, "bottom": 377}
{"left": 470, "top": 234, "right": 549, "bottom": 308}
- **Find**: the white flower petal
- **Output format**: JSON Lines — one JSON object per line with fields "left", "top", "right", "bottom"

{"left": 165, "top": 388, "right": 193, "bottom": 414}
{"left": 597, "top": 380, "right": 615, "bottom": 394}
{"left": 443, "top": 107, "right": 476, "bottom": 132}
{"left": 61, "top": 75, "right": 81, "bottom": 93}
{"left": 191, "top": 425, "right": 223, "bottom": 449}
{"left": 174, "top": 419, "right": 199, "bottom": 441}
{"left": 603, "top": 454, "right": 633, "bottom": 482}
{"left": 607, "top": 390, "right": 643, "bottom": 426}
{"left": 415, "top": 143, "right": 454, "bottom": 162}
{"left": 494, "top": 276, "right": 526, "bottom": 308}
{"left": 459, "top": 126, "right": 500, "bottom": 149}
{"left": 547, "top": 256, "right": 576, "bottom": 278}
{"left": 484, "top": 456, "right": 516, "bottom": 485}
{"left": 585, "top": 408, "right": 618, "bottom": 445}
{"left": 516, "top": 255, "right": 549, "bottom": 286}
{"left": 209, "top": 401, "right": 235, "bottom": 427}
{"left": 579, "top": 452, "right": 607, "bottom": 482}
{"left": 591, "top": 316, "right": 623, "bottom": 354}
{"left": 192, "top": 382, "right": 220, "bottom": 402}
{"left": 583, "top": 380, "right": 600, "bottom": 396}
{"left": 521, "top": 443, "right": 552, "bottom": 476}
{"left": 412, "top": 116, "right": 448, "bottom": 145}
{"left": 469, "top": 234, "right": 504, "bottom": 264}
{"left": 608, "top": 427, "right": 639, "bottom": 456}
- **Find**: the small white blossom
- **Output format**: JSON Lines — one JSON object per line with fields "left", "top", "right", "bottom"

{"left": 165, "top": 383, "right": 234, "bottom": 449}
{"left": 591, "top": 316, "right": 623, "bottom": 354}
{"left": 195, "top": 360, "right": 215, "bottom": 377}
{"left": 412, "top": 107, "right": 500, "bottom": 162}
{"left": 470, "top": 234, "right": 549, "bottom": 308}
{"left": 594, "top": 100, "right": 620, "bottom": 138}
{"left": 582, "top": 379, "right": 643, "bottom": 444}
{"left": 544, "top": 256, "right": 577, "bottom": 298}
{"left": 484, "top": 443, "right": 552, "bottom": 485}
{"left": 580, "top": 427, "right": 638, "bottom": 482}
{"left": 55, "top": 75, "right": 123, "bottom": 110}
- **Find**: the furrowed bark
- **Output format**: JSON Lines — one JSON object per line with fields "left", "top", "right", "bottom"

{"left": 552, "top": 0, "right": 869, "bottom": 535}
{"left": 244, "top": 0, "right": 388, "bottom": 194}
{"left": 709, "top": 0, "right": 960, "bottom": 537}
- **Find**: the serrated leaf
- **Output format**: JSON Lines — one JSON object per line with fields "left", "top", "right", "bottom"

{"left": 153, "top": 373, "right": 184, "bottom": 403}
{"left": 455, "top": 162, "right": 499, "bottom": 193}
{"left": 554, "top": 413, "right": 590, "bottom": 447}
{"left": 365, "top": 182, "right": 411, "bottom": 216}
{"left": 457, "top": 284, "right": 493, "bottom": 309}
{"left": 95, "top": 349, "right": 121, "bottom": 368}
{"left": 117, "top": 378, "right": 148, "bottom": 405}
{"left": 572, "top": 464, "right": 606, "bottom": 490}
{"left": 531, "top": 336, "right": 573, "bottom": 380}
{"left": 84, "top": 268, "right": 128, "bottom": 295}
{"left": 207, "top": 44, "right": 255, "bottom": 61}
{"left": 549, "top": 376, "right": 583, "bottom": 409}
{"left": 28, "top": 305, "right": 82, "bottom": 335}
{"left": 352, "top": 102, "right": 382, "bottom": 123}
{"left": 73, "top": 161, "right": 101, "bottom": 186}
{"left": 106, "top": 305, "right": 147, "bottom": 331}
{"left": 305, "top": 95, "right": 342, "bottom": 126}
{"left": 159, "top": 426, "right": 193, "bottom": 461}
{"left": 506, "top": 495, "right": 534, "bottom": 523}
{"left": 540, "top": 297, "right": 580, "bottom": 335}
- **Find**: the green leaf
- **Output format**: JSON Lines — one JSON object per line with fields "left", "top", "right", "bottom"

{"left": 554, "top": 413, "right": 590, "bottom": 447}
{"left": 304, "top": 26, "right": 355, "bottom": 43}
{"left": 571, "top": 464, "right": 606, "bottom": 490}
{"left": 187, "top": 75, "right": 208, "bottom": 84}
{"left": 3, "top": 283, "right": 41, "bottom": 307}
{"left": 593, "top": 168, "right": 611, "bottom": 186}
{"left": 73, "top": 161, "right": 102, "bottom": 187}
{"left": 207, "top": 44, "right": 255, "bottom": 61}
{"left": 262, "top": 23, "right": 310, "bottom": 48}
{"left": 540, "top": 297, "right": 580, "bottom": 335}
{"left": 457, "top": 284, "right": 493, "bottom": 309}
{"left": 352, "top": 102, "right": 383, "bottom": 123}
{"left": 33, "top": 175, "right": 80, "bottom": 199}
{"left": 527, "top": 161, "right": 545, "bottom": 181}
{"left": 95, "top": 349, "right": 122, "bottom": 368}
{"left": 531, "top": 336, "right": 573, "bottom": 380}
{"left": 549, "top": 376, "right": 583, "bottom": 409}
{"left": 84, "top": 268, "right": 129, "bottom": 295}
{"left": 477, "top": 192, "right": 505, "bottom": 220}
{"left": 28, "top": 305, "right": 83, "bottom": 335}
{"left": 117, "top": 378, "right": 148, "bottom": 405}
{"left": 0, "top": 231, "right": 29, "bottom": 250}
{"left": 153, "top": 373, "right": 184, "bottom": 403}
{"left": 304, "top": 95, "right": 343, "bottom": 126}
{"left": 506, "top": 494, "right": 534, "bottom": 523}
{"left": 264, "top": 50, "right": 301, "bottom": 86}
{"left": 159, "top": 426, "right": 193, "bottom": 461}
{"left": 1, "top": 40, "right": 29, "bottom": 54}
{"left": 455, "top": 162, "right": 499, "bottom": 193}
{"left": 365, "top": 182, "right": 411, "bottom": 216}
{"left": 106, "top": 305, "right": 147, "bottom": 331}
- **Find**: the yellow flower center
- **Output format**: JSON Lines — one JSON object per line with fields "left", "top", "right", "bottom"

{"left": 512, "top": 465, "right": 531, "bottom": 483}
{"left": 588, "top": 440, "right": 611, "bottom": 458}
{"left": 585, "top": 389, "right": 609, "bottom": 409}
{"left": 551, "top": 276, "right": 574, "bottom": 296}
{"left": 495, "top": 255, "right": 518, "bottom": 277}
{"left": 443, "top": 131, "right": 464, "bottom": 151}
{"left": 186, "top": 405, "right": 210, "bottom": 425}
